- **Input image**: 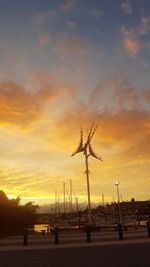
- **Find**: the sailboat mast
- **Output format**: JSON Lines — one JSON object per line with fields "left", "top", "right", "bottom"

{"left": 55, "top": 190, "right": 57, "bottom": 215}
{"left": 63, "top": 182, "right": 66, "bottom": 214}
{"left": 70, "top": 179, "right": 73, "bottom": 212}
{"left": 102, "top": 192, "right": 105, "bottom": 207}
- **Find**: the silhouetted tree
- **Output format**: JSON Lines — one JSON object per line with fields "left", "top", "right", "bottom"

{"left": 0, "top": 191, "right": 38, "bottom": 236}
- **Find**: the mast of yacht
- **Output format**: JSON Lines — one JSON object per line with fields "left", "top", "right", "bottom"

{"left": 63, "top": 182, "right": 66, "bottom": 214}
{"left": 102, "top": 192, "right": 105, "bottom": 207}
{"left": 70, "top": 179, "right": 73, "bottom": 213}
{"left": 55, "top": 190, "right": 57, "bottom": 223}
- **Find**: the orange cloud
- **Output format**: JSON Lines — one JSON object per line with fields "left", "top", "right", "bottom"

{"left": 121, "top": 16, "right": 150, "bottom": 56}
{"left": 58, "top": 106, "right": 149, "bottom": 144}
{"left": 0, "top": 78, "right": 74, "bottom": 126}
{"left": 122, "top": 134, "right": 150, "bottom": 160}
{"left": 0, "top": 76, "right": 149, "bottom": 202}
{"left": 124, "top": 37, "right": 140, "bottom": 56}
{"left": 55, "top": 78, "right": 150, "bottom": 164}
{"left": 122, "top": 29, "right": 140, "bottom": 56}
{"left": 143, "top": 90, "right": 150, "bottom": 102}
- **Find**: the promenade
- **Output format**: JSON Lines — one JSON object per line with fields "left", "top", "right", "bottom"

{"left": 0, "top": 227, "right": 150, "bottom": 267}
{"left": 0, "top": 226, "right": 149, "bottom": 249}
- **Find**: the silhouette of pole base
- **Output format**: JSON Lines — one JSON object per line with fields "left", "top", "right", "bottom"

{"left": 86, "top": 225, "right": 91, "bottom": 243}
{"left": 54, "top": 227, "right": 59, "bottom": 244}
{"left": 23, "top": 228, "right": 28, "bottom": 246}
{"left": 118, "top": 223, "right": 124, "bottom": 240}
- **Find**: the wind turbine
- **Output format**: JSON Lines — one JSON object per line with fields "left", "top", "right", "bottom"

{"left": 72, "top": 122, "right": 102, "bottom": 224}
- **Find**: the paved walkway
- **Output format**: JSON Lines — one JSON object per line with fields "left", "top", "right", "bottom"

{"left": 0, "top": 228, "right": 149, "bottom": 251}
{"left": 1, "top": 241, "right": 150, "bottom": 267}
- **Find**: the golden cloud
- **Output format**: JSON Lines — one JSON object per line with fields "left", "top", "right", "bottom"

{"left": 55, "top": 78, "right": 150, "bottom": 163}
{"left": 0, "top": 79, "right": 74, "bottom": 126}
{"left": 58, "top": 107, "right": 150, "bottom": 144}
{"left": 0, "top": 76, "right": 149, "bottom": 201}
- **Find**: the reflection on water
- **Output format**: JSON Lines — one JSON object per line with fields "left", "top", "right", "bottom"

{"left": 34, "top": 224, "right": 49, "bottom": 232}
{"left": 140, "top": 220, "right": 146, "bottom": 226}
{"left": 34, "top": 220, "right": 147, "bottom": 233}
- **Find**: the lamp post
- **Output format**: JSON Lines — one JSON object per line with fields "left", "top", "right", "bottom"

{"left": 115, "top": 181, "right": 122, "bottom": 223}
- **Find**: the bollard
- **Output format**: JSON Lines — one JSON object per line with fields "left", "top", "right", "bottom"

{"left": 86, "top": 225, "right": 91, "bottom": 243}
{"left": 146, "top": 220, "right": 150, "bottom": 238}
{"left": 54, "top": 226, "right": 59, "bottom": 244}
{"left": 118, "top": 223, "right": 123, "bottom": 240}
{"left": 23, "top": 228, "right": 28, "bottom": 246}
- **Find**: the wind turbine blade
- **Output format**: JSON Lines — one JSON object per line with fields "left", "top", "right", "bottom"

{"left": 86, "top": 122, "right": 94, "bottom": 144}
{"left": 89, "top": 143, "right": 103, "bottom": 161}
{"left": 71, "top": 128, "right": 84, "bottom": 156}
{"left": 89, "top": 124, "right": 98, "bottom": 143}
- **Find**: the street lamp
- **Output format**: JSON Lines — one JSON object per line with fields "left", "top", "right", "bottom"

{"left": 115, "top": 181, "right": 122, "bottom": 223}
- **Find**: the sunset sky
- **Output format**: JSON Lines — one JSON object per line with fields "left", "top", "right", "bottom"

{"left": 0, "top": 0, "right": 150, "bottom": 205}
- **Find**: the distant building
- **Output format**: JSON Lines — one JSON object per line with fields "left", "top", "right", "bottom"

{"left": 96, "top": 199, "right": 150, "bottom": 217}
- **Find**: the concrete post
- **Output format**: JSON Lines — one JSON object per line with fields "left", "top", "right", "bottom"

{"left": 86, "top": 225, "right": 91, "bottom": 243}
{"left": 54, "top": 226, "right": 59, "bottom": 244}
{"left": 118, "top": 223, "right": 123, "bottom": 240}
{"left": 23, "top": 228, "right": 28, "bottom": 246}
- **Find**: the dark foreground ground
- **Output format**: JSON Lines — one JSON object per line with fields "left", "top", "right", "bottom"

{"left": 0, "top": 243, "right": 150, "bottom": 267}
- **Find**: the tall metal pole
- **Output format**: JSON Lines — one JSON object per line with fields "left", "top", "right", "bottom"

{"left": 75, "top": 196, "right": 79, "bottom": 213}
{"left": 55, "top": 190, "right": 57, "bottom": 215}
{"left": 57, "top": 195, "right": 60, "bottom": 214}
{"left": 102, "top": 193, "right": 105, "bottom": 207}
{"left": 115, "top": 181, "right": 121, "bottom": 222}
{"left": 63, "top": 182, "right": 66, "bottom": 214}
{"left": 85, "top": 147, "right": 92, "bottom": 225}
{"left": 112, "top": 197, "right": 115, "bottom": 223}
{"left": 70, "top": 179, "right": 73, "bottom": 212}
{"left": 55, "top": 190, "right": 57, "bottom": 223}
